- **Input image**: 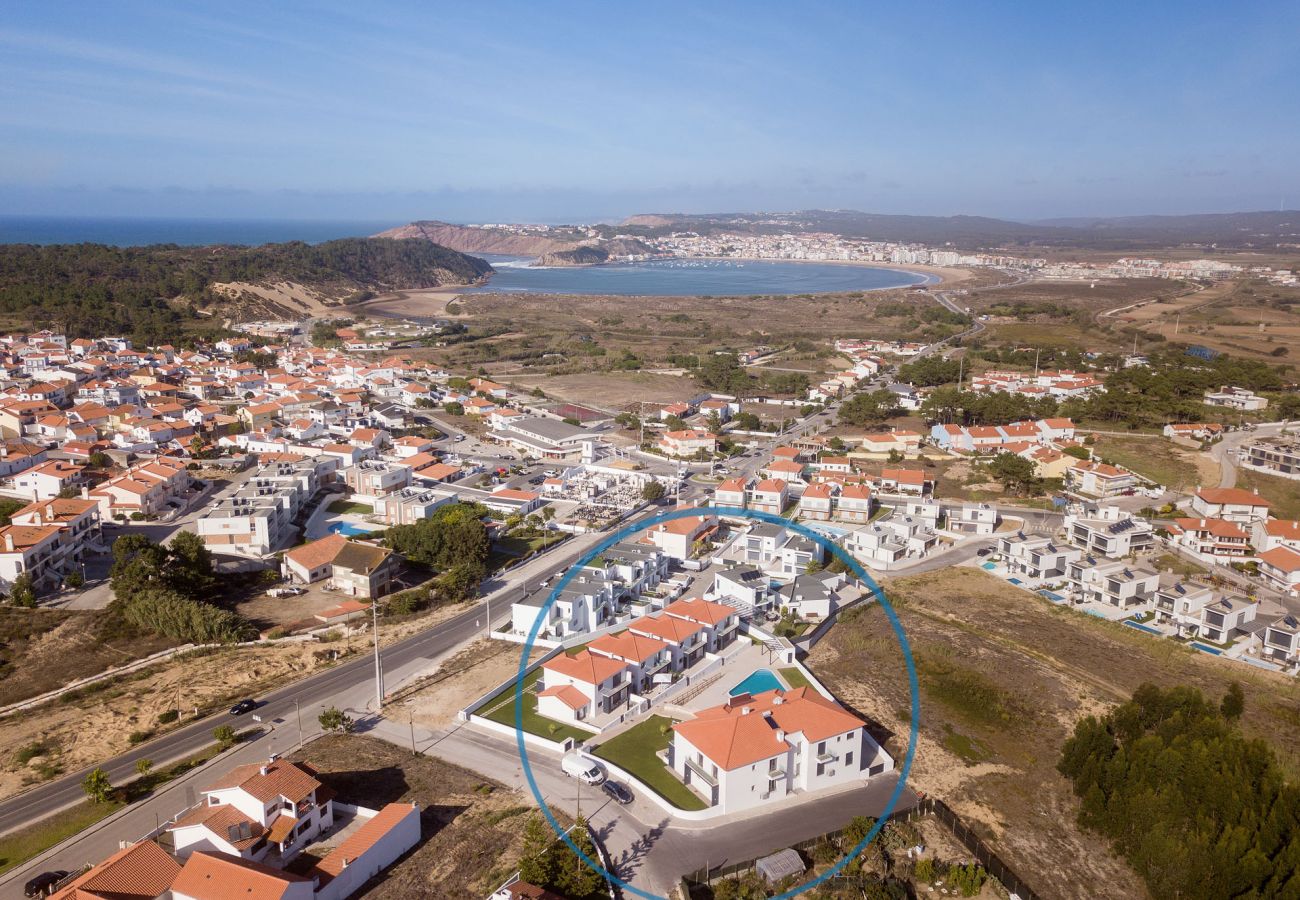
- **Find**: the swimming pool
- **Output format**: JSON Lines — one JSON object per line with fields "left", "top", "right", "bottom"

{"left": 1190, "top": 641, "right": 1222, "bottom": 655}
{"left": 1037, "top": 589, "right": 1066, "bottom": 604}
{"left": 1125, "top": 620, "right": 1162, "bottom": 636}
{"left": 981, "top": 562, "right": 997, "bottom": 570}
{"left": 1008, "top": 577, "right": 1023, "bottom": 585}
{"left": 330, "top": 522, "right": 376, "bottom": 537}
{"left": 730, "top": 668, "right": 784, "bottom": 697}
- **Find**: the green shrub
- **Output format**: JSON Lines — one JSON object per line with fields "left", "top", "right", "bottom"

{"left": 127, "top": 730, "right": 153, "bottom": 745}
{"left": 157, "top": 709, "right": 180, "bottom": 724}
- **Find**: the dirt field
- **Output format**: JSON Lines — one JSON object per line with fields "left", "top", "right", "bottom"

{"left": 287, "top": 734, "right": 553, "bottom": 899}
{"left": 401, "top": 639, "right": 542, "bottom": 730}
{"left": 0, "top": 607, "right": 177, "bottom": 708}
{"left": 403, "top": 288, "right": 968, "bottom": 379}
{"left": 809, "top": 568, "right": 1300, "bottom": 900}
{"left": 1089, "top": 433, "right": 1219, "bottom": 491}
{"left": 1119, "top": 279, "right": 1300, "bottom": 362}
{"left": 0, "top": 603, "right": 475, "bottom": 801}
{"left": 505, "top": 371, "right": 698, "bottom": 410}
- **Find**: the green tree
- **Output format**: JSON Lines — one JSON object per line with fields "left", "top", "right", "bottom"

{"left": 0, "top": 497, "right": 26, "bottom": 526}
{"left": 518, "top": 814, "right": 557, "bottom": 888}
{"left": 443, "top": 401, "right": 464, "bottom": 416}
{"left": 213, "top": 725, "right": 237, "bottom": 748}
{"left": 641, "top": 481, "right": 666, "bottom": 502}
{"left": 897, "top": 356, "right": 962, "bottom": 387}
{"left": 135, "top": 758, "right": 154, "bottom": 777}
{"left": 1221, "top": 681, "right": 1245, "bottom": 720}
{"left": 8, "top": 573, "right": 36, "bottom": 608}
{"left": 167, "top": 530, "right": 217, "bottom": 598}
{"left": 318, "top": 706, "right": 353, "bottom": 733}
{"left": 986, "top": 452, "right": 1038, "bottom": 495}
{"left": 82, "top": 767, "right": 113, "bottom": 803}
{"left": 551, "top": 819, "right": 606, "bottom": 899}
{"left": 839, "top": 390, "right": 900, "bottom": 426}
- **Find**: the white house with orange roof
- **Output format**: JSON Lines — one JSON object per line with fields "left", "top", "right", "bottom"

{"left": 749, "top": 479, "right": 788, "bottom": 515}
{"left": 1258, "top": 547, "right": 1300, "bottom": 596}
{"left": 171, "top": 758, "right": 335, "bottom": 865}
{"left": 536, "top": 650, "right": 633, "bottom": 724}
{"left": 628, "top": 613, "right": 711, "bottom": 669}
{"left": 645, "top": 510, "right": 719, "bottom": 560}
{"left": 1190, "top": 487, "right": 1272, "bottom": 523}
{"left": 1169, "top": 517, "right": 1254, "bottom": 560}
{"left": 1254, "top": 519, "right": 1300, "bottom": 554}
{"left": 762, "top": 458, "right": 807, "bottom": 485}
{"left": 658, "top": 429, "right": 717, "bottom": 458}
{"left": 669, "top": 687, "right": 889, "bottom": 813}
{"left": 13, "top": 459, "right": 85, "bottom": 500}
{"left": 662, "top": 595, "right": 741, "bottom": 648}
{"left": 877, "top": 468, "right": 931, "bottom": 497}
{"left": 714, "top": 476, "right": 749, "bottom": 508}
{"left": 836, "top": 483, "right": 874, "bottom": 522}
{"left": 1066, "top": 460, "right": 1137, "bottom": 498}
{"left": 588, "top": 630, "right": 675, "bottom": 692}
{"left": 798, "top": 482, "right": 836, "bottom": 520}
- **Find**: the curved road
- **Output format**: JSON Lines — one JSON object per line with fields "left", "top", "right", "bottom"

{"left": 0, "top": 537, "right": 596, "bottom": 841}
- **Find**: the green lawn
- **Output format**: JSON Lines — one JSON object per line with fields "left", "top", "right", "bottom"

{"left": 779, "top": 666, "right": 813, "bottom": 690}
{"left": 0, "top": 798, "right": 123, "bottom": 875}
{"left": 0, "top": 742, "right": 224, "bottom": 875}
{"left": 591, "top": 715, "right": 707, "bottom": 811}
{"left": 1237, "top": 470, "right": 1300, "bottom": 520}
{"left": 479, "top": 667, "right": 591, "bottom": 745}
{"left": 327, "top": 499, "right": 373, "bottom": 515}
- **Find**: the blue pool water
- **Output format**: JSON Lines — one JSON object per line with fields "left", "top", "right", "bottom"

{"left": 1125, "top": 620, "right": 1162, "bottom": 635}
{"left": 330, "top": 522, "right": 375, "bottom": 537}
{"left": 1038, "top": 590, "right": 1066, "bottom": 604}
{"left": 981, "top": 562, "right": 997, "bottom": 570}
{"left": 730, "top": 668, "right": 784, "bottom": 697}
{"left": 1190, "top": 642, "right": 1222, "bottom": 655}
{"left": 1008, "top": 577, "right": 1023, "bottom": 585}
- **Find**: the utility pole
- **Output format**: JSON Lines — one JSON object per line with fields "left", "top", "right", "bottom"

{"left": 408, "top": 710, "right": 417, "bottom": 756}
{"left": 372, "top": 601, "right": 384, "bottom": 709}
{"left": 295, "top": 699, "right": 303, "bottom": 750}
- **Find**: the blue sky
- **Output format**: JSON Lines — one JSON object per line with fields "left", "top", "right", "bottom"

{"left": 1, "top": 1, "right": 1297, "bottom": 223}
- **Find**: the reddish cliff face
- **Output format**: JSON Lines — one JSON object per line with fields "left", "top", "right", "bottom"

{"left": 373, "top": 221, "right": 572, "bottom": 256}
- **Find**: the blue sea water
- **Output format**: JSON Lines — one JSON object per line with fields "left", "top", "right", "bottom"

{"left": 0, "top": 215, "right": 394, "bottom": 247}
{"left": 470, "top": 254, "right": 929, "bottom": 297}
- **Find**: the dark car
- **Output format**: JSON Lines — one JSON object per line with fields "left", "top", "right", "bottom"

{"left": 229, "top": 698, "right": 257, "bottom": 716}
{"left": 602, "top": 780, "right": 633, "bottom": 805}
{"left": 976, "top": 548, "right": 992, "bottom": 557}
{"left": 25, "top": 871, "right": 69, "bottom": 897}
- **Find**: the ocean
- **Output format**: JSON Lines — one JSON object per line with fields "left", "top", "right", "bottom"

{"left": 0, "top": 216, "right": 395, "bottom": 247}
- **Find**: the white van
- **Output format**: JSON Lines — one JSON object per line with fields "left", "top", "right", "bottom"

{"left": 561, "top": 752, "right": 606, "bottom": 785}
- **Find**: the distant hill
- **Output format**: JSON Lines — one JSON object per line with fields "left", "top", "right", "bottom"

{"left": 375, "top": 221, "right": 583, "bottom": 256}
{"left": 1029, "top": 210, "right": 1300, "bottom": 245}
{"left": 0, "top": 237, "right": 492, "bottom": 340}
{"left": 537, "top": 237, "right": 656, "bottom": 267}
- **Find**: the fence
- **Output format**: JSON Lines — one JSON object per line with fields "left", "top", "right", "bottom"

{"left": 679, "top": 796, "right": 1039, "bottom": 900}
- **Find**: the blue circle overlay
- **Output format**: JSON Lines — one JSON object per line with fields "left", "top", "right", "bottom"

{"left": 512, "top": 505, "right": 920, "bottom": 900}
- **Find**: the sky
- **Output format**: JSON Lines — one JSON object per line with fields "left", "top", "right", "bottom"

{"left": 1, "top": 1, "right": 1298, "bottom": 224}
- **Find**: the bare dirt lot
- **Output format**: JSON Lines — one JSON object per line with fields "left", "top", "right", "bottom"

{"left": 809, "top": 568, "right": 1300, "bottom": 900}
{"left": 404, "top": 288, "right": 968, "bottom": 380}
{"left": 506, "top": 371, "right": 698, "bottom": 411}
{"left": 401, "top": 638, "right": 542, "bottom": 731}
{"left": 287, "top": 734, "right": 554, "bottom": 899}
{"left": 0, "top": 604, "right": 475, "bottom": 801}
{"left": 1123, "top": 280, "right": 1300, "bottom": 362}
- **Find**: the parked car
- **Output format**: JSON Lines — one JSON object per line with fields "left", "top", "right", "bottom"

{"left": 976, "top": 548, "right": 992, "bottom": 557}
{"left": 602, "top": 780, "right": 633, "bottom": 805}
{"left": 268, "top": 587, "right": 306, "bottom": 598}
{"left": 25, "top": 871, "right": 69, "bottom": 897}
{"left": 561, "top": 752, "right": 606, "bottom": 785}
{"left": 229, "top": 698, "right": 257, "bottom": 716}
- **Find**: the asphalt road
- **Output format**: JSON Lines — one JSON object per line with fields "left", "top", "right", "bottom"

{"left": 0, "top": 535, "right": 599, "bottom": 842}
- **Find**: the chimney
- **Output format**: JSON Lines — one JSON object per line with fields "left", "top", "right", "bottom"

{"left": 741, "top": 706, "right": 751, "bottom": 715}
{"left": 259, "top": 765, "right": 268, "bottom": 776}
{"left": 3, "top": 533, "right": 12, "bottom": 552}
{"left": 776, "top": 729, "right": 786, "bottom": 742}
